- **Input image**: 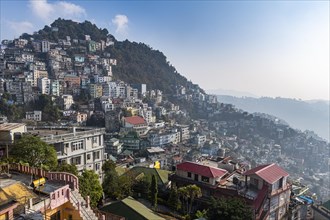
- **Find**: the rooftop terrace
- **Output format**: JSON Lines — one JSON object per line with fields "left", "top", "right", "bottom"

{"left": 26, "top": 126, "right": 105, "bottom": 143}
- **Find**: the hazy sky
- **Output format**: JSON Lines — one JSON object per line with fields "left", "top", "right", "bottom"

{"left": 1, "top": 0, "right": 329, "bottom": 100}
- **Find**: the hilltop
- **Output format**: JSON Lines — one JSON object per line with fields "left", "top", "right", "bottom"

{"left": 20, "top": 18, "right": 195, "bottom": 97}
{"left": 21, "top": 18, "right": 111, "bottom": 42}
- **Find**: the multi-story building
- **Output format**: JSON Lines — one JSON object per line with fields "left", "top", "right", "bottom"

{"left": 104, "top": 137, "right": 123, "bottom": 155}
{"left": 0, "top": 123, "right": 26, "bottom": 159}
{"left": 51, "top": 79, "right": 61, "bottom": 96}
{"left": 14, "top": 38, "right": 28, "bottom": 48}
{"left": 243, "top": 163, "right": 291, "bottom": 220}
{"left": 176, "top": 124, "right": 190, "bottom": 142}
{"left": 139, "top": 106, "right": 154, "bottom": 124}
{"left": 25, "top": 110, "right": 42, "bottom": 121}
{"left": 194, "top": 134, "right": 207, "bottom": 147}
{"left": 120, "top": 131, "right": 143, "bottom": 151}
{"left": 170, "top": 161, "right": 291, "bottom": 220}
{"left": 33, "top": 69, "right": 48, "bottom": 87}
{"left": 122, "top": 116, "right": 148, "bottom": 136}
{"left": 75, "top": 112, "right": 88, "bottom": 124}
{"left": 89, "top": 83, "right": 103, "bottom": 99}
{"left": 29, "top": 127, "right": 107, "bottom": 181}
{"left": 148, "top": 129, "right": 180, "bottom": 147}
{"left": 38, "top": 77, "right": 51, "bottom": 95}
{"left": 41, "top": 40, "right": 50, "bottom": 53}
{"left": 61, "top": 94, "right": 74, "bottom": 110}
{"left": 131, "top": 83, "right": 147, "bottom": 97}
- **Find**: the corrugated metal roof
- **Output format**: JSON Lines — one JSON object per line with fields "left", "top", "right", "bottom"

{"left": 177, "top": 161, "right": 227, "bottom": 178}
{"left": 124, "top": 116, "right": 146, "bottom": 125}
{"left": 243, "top": 163, "right": 289, "bottom": 184}
{"left": 0, "top": 123, "right": 26, "bottom": 131}
{"left": 0, "top": 182, "right": 37, "bottom": 205}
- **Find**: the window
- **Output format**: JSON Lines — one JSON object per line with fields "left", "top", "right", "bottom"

{"left": 253, "top": 178, "right": 259, "bottom": 187}
{"left": 87, "top": 154, "right": 91, "bottom": 160}
{"left": 93, "top": 136, "right": 98, "bottom": 144}
{"left": 279, "top": 177, "right": 283, "bottom": 189}
{"left": 71, "top": 156, "right": 81, "bottom": 165}
{"left": 194, "top": 174, "right": 198, "bottom": 181}
{"left": 187, "top": 172, "right": 191, "bottom": 178}
{"left": 93, "top": 151, "right": 100, "bottom": 160}
{"left": 71, "top": 141, "right": 83, "bottom": 151}
{"left": 202, "top": 176, "right": 209, "bottom": 183}
{"left": 95, "top": 163, "right": 100, "bottom": 171}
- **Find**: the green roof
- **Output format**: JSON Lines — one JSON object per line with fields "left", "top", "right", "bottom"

{"left": 115, "top": 166, "right": 128, "bottom": 176}
{"left": 322, "top": 200, "right": 330, "bottom": 210}
{"left": 125, "top": 166, "right": 172, "bottom": 186}
{"left": 100, "top": 196, "right": 165, "bottom": 220}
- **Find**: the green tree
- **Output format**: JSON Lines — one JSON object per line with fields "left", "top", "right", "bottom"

{"left": 178, "top": 185, "right": 202, "bottom": 215}
{"left": 34, "top": 94, "right": 60, "bottom": 122}
{"left": 195, "top": 209, "right": 207, "bottom": 219}
{"left": 10, "top": 134, "right": 57, "bottom": 170}
{"left": 102, "top": 160, "right": 120, "bottom": 199}
{"left": 56, "top": 163, "right": 78, "bottom": 176}
{"left": 168, "top": 186, "right": 180, "bottom": 211}
{"left": 132, "top": 175, "right": 151, "bottom": 199}
{"left": 117, "top": 175, "right": 133, "bottom": 199}
{"left": 79, "top": 170, "right": 103, "bottom": 208}
{"left": 149, "top": 174, "right": 158, "bottom": 208}
{"left": 207, "top": 197, "right": 253, "bottom": 220}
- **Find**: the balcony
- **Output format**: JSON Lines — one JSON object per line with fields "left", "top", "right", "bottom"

{"left": 270, "top": 183, "right": 291, "bottom": 196}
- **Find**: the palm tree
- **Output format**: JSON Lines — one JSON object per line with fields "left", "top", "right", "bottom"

{"left": 178, "top": 184, "right": 202, "bottom": 215}
{"left": 186, "top": 184, "right": 202, "bottom": 214}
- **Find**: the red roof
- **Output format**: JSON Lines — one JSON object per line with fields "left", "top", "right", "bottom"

{"left": 177, "top": 161, "right": 227, "bottom": 178}
{"left": 124, "top": 116, "right": 146, "bottom": 125}
{"left": 243, "top": 163, "right": 289, "bottom": 184}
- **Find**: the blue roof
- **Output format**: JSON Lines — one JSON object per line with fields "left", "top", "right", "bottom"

{"left": 298, "top": 195, "right": 313, "bottom": 204}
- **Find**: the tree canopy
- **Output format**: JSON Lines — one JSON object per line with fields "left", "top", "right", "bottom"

{"left": 178, "top": 184, "right": 202, "bottom": 215}
{"left": 150, "top": 174, "right": 158, "bottom": 208}
{"left": 79, "top": 169, "right": 103, "bottom": 208}
{"left": 10, "top": 134, "right": 57, "bottom": 170}
{"left": 107, "top": 40, "right": 192, "bottom": 95}
{"left": 24, "top": 18, "right": 111, "bottom": 42}
{"left": 207, "top": 197, "right": 253, "bottom": 220}
{"left": 102, "top": 160, "right": 120, "bottom": 199}
{"left": 56, "top": 162, "right": 78, "bottom": 176}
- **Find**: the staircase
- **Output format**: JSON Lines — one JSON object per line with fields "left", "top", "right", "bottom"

{"left": 69, "top": 190, "right": 98, "bottom": 220}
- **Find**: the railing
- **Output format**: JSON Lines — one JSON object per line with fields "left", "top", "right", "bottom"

{"left": 38, "top": 128, "right": 106, "bottom": 143}
{"left": 69, "top": 191, "right": 95, "bottom": 220}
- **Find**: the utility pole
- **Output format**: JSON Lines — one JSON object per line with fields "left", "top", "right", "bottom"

{"left": 6, "top": 144, "right": 9, "bottom": 173}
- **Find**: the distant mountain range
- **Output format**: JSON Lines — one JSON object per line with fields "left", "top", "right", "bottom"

{"left": 207, "top": 89, "right": 259, "bottom": 98}
{"left": 214, "top": 95, "right": 329, "bottom": 141}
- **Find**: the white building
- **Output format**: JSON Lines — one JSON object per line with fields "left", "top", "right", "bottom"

{"left": 62, "top": 94, "right": 74, "bottom": 110}
{"left": 37, "top": 127, "right": 107, "bottom": 181}
{"left": 51, "top": 80, "right": 60, "bottom": 96}
{"left": 41, "top": 40, "right": 50, "bottom": 53}
{"left": 105, "top": 138, "right": 123, "bottom": 155}
{"left": 38, "top": 77, "right": 51, "bottom": 95}
{"left": 26, "top": 111, "right": 42, "bottom": 121}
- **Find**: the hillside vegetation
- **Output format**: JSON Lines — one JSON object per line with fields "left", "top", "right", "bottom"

{"left": 217, "top": 95, "right": 330, "bottom": 141}
{"left": 106, "top": 40, "right": 191, "bottom": 95}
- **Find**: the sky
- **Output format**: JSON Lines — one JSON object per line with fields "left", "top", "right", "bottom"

{"left": 1, "top": 0, "right": 329, "bottom": 100}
